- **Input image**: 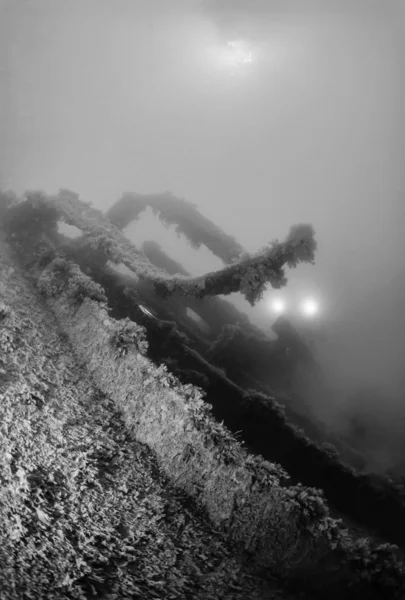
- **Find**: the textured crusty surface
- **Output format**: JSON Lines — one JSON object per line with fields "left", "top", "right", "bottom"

{"left": 2, "top": 198, "right": 405, "bottom": 599}
{"left": 0, "top": 238, "right": 304, "bottom": 599}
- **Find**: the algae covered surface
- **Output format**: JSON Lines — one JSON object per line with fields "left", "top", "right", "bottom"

{"left": 1, "top": 192, "right": 405, "bottom": 600}
{"left": 0, "top": 239, "right": 301, "bottom": 599}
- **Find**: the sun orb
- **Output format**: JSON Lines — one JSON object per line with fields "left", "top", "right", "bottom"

{"left": 216, "top": 39, "right": 255, "bottom": 71}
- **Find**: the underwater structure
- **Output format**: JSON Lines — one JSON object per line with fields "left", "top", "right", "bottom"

{"left": 0, "top": 189, "right": 404, "bottom": 599}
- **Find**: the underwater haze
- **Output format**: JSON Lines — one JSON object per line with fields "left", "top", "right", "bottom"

{"left": 1, "top": 0, "right": 404, "bottom": 469}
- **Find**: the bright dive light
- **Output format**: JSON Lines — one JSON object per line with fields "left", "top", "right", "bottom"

{"left": 271, "top": 298, "right": 286, "bottom": 314}
{"left": 300, "top": 298, "right": 319, "bottom": 317}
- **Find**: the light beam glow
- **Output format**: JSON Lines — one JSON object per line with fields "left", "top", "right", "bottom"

{"left": 270, "top": 298, "right": 286, "bottom": 314}
{"left": 300, "top": 298, "right": 319, "bottom": 317}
